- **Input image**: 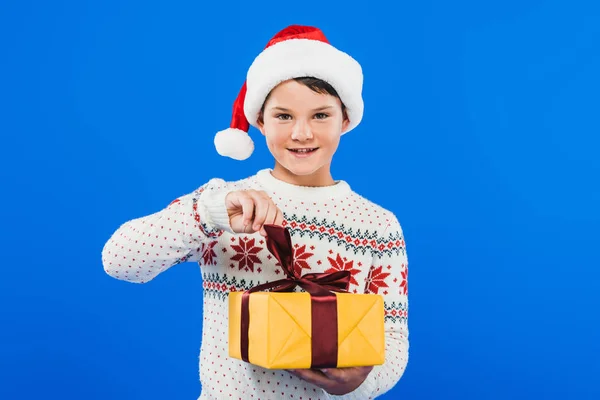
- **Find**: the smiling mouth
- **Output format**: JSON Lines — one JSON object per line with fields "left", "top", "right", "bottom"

{"left": 288, "top": 148, "right": 318, "bottom": 153}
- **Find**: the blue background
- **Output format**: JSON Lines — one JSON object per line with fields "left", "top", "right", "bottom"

{"left": 1, "top": 0, "right": 599, "bottom": 399}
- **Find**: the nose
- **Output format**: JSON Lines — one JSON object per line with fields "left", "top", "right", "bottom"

{"left": 291, "top": 119, "right": 313, "bottom": 141}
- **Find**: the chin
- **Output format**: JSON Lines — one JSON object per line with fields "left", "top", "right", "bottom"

{"left": 283, "top": 165, "right": 314, "bottom": 176}
{"left": 276, "top": 158, "right": 323, "bottom": 176}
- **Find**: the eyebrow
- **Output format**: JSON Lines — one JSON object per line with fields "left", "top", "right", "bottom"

{"left": 271, "top": 105, "right": 334, "bottom": 112}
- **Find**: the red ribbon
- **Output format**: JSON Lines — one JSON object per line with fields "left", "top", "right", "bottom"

{"left": 240, "top": 224, "right": 351, "bottom": 369}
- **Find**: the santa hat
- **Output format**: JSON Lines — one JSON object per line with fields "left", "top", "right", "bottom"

{"left": 214, "top": 25, "right": 364, "bottom": 160}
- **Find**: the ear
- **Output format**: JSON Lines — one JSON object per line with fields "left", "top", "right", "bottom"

{"left": 341, "top": 117, "right": 350, "bottom": 133}
{"left": 257, "top": 121, "right": 266, "bottom": 136}
{"left": 256, "top": 115, "right": 266, "bottom": 136}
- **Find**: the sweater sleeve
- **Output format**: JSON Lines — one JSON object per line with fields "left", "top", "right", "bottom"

{"left": 101, "top": 178, "right": 234, "bottom": 283}
{"left": 330, "top": 215, "right": 410, "bottom": 399}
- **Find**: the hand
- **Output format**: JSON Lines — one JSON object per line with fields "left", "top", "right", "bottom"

{"left": 287, "top": 366, "right": 373, "bottom": 396}
{"left": 225, "top": 190, "right": 284, "bottom": 236}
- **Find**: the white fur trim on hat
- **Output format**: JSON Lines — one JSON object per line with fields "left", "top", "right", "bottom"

{"left": 214, "top": 128, "right": 254, "bottom": 160}
{"left": 244, "top": 38, "right": 364, "bottom": 134}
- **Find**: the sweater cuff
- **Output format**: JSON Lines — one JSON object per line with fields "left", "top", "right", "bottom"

{"left": 202, "top": 188, "right": 234, "bottom": 234}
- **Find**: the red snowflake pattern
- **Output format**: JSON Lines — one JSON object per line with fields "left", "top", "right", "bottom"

{"left": 230, "top": 237, "right": 262, "bottom": 272}
{"left": 201, "top": 241, "right": 218, "bottom": 266}
{"left": 325, "top": 253, "right": 360, "bottom": 286}
{"left": 364, "top": 265, "right": 391, "bottom": 294}
{"left": 292, "top": 244, "right": 314, "bottom": 276}
{"left": 400, "top": 263, "right": 408, "bottom": 295}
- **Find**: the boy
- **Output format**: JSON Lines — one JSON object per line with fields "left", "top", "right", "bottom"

{"left": 102, "top": 24, "right": 409, "bottom": 399}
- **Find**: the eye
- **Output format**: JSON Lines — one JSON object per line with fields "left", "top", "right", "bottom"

{"left": 276, "top": 114, "right": 292, "bottom": 120}
{"left": 314, "top": 113, "right": 329, "bottom": 119}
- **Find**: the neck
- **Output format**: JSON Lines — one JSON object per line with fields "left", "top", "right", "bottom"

{"left": 271, "top": 163, "right": 336, "bottom": 187}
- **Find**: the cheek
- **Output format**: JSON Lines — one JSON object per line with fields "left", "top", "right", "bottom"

{"left": 319, "top": 124, "right": 342, "bottom": 146}
{"left": 320, "top": 118, "right": 344, "bottom": 137}
{"left": 264, "top": 123, "right": 289, "bottom": 149}
{"left": 326, "top": 135, "right": 341, "bottom": 152}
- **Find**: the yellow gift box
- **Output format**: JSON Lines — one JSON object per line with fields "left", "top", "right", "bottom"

{"left": 227, "top": 224, "right": 385, "bottom": 370}
{"left": 229, "top": 291, "right": 385, "bottom": 369}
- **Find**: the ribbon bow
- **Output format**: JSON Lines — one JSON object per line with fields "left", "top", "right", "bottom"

{"left": 240, "top": 224, "right": 351, "bottom": 368}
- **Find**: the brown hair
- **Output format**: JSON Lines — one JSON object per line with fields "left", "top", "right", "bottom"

{"left": 257, "top": 77, "right": 348, "bottom": 124}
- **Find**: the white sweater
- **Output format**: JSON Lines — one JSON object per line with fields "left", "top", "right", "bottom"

{"left": 102, "top": 169, "right": 409, "bottom": 399}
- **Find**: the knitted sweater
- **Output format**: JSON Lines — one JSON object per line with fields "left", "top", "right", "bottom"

{"left": 102, "top": 168, "right": 409, "bottom": 400}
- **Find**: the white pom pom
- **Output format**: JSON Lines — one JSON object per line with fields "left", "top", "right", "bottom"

{"left": 214, "top": 128, "right": 254, "bottom": 160}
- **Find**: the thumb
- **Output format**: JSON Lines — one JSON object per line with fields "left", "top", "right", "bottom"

{"left": 320, "top": 368, "right": 342, "bottom": 381}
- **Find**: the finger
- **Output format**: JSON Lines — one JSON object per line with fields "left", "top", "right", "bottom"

{"left": 263, "top": 201, "right": 279, "bottom": 230}
{"left": 239, "top": 194, "right": 255, "bottom": 232}
{"left": 320, "top": 368, "right": 347, "bottom": 383}
{"left": 322, "top": 366, "right": 373, "bottom": 383}
{"left": 272, "top": 206, "right": 285, "bottom": 227}
{"left": 248, "top": 191, "right": 270, "bottom": 234}
{"left": 288, "top": 369, "right": 333, "bottom": 389}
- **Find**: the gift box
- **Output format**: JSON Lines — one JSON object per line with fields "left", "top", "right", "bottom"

{"left": 228, "top": 224, "right": 385, "bottom": 370}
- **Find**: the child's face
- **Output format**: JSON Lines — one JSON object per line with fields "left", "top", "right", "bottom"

{"left": 257, "top": 80, "right": 350, "bottom": 182}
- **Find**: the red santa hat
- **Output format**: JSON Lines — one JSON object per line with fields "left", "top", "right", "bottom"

{"left": 214, "top": 25, "right": 364, "bottom": 160}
